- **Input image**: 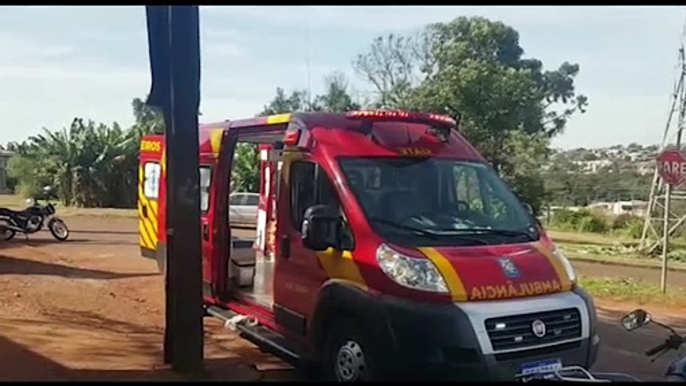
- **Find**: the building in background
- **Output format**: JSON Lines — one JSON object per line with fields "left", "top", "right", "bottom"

{"left": 587, "top": 200, "right": 648, "bottom": 217}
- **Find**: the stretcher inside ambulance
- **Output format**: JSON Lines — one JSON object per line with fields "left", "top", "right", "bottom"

{"left": 138, "top": 110, "right": 599, "bottom": 381}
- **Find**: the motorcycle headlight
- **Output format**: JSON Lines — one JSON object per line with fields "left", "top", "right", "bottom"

{"left": 553, "top": 247, "right": 577, "bottom": 284}
{"left": 376, "top": 243, "right": 448, "bottom": 293}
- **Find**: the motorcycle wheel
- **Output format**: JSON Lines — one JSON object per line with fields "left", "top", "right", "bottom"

{"left": 48, "top": 219, "right": 69, "bottom": 241}
{"left": 0, "top": 219, "right": 15, "bottom": 241}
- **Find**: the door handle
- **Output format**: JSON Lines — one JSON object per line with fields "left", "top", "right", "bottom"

{"left": 142, "top": 205, "right": 148, "bottom": 218}
{"left": 202, "top": 223, "right": 209, "bottom": 240}
{"left": 280, "top": 234, "right": 290, "bottom": 259}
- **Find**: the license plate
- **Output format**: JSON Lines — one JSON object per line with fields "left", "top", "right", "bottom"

{"left": 520, "top": 358, "right": 562, "bottom": 376}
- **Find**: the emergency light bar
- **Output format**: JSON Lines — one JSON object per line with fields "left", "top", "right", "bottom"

{"left": 281, "top": 110, "right": 458, "bottom": 147}
{"left": 346, "top": 110, "right": 457, "bottom": 126}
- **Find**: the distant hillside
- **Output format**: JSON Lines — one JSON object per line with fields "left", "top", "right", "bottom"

{"left": 551, "top": 143, "right": 660, "bottom": 163}
{"left": 546, "top": 143, "right": 661, "bottom": 175}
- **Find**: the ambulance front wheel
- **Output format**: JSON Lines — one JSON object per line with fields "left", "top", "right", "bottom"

{"left": 322, "top": 319, "right": 384, "bottom": 382}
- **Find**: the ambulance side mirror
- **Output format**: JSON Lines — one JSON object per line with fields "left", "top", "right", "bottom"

{"left": 301, "top": 204, "right": 341, "bottom": 251}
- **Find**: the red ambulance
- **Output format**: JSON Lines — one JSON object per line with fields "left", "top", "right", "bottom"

{"left": 138, "top": 111, "right": 599, "bottom": 381}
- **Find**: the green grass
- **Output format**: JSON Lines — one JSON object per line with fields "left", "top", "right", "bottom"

{"left": 548, "top": 229, "right": 686, "bottom": 272}
{"left": 549, "top": 228, "right": 686, "bottom": 249}
{"left": 580, "top": 276, "right": 686, "bottom": 307}
{"left": 548, "top": 229, "right": 634, "bottom": 246}
{"left": 0, "top": 194, "right": 137, "bottom": 218}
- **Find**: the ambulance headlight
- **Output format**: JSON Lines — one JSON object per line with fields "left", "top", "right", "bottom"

{"left": 376, "top": 244, "right": 448, "bottom": 293}
{"left": 553, "top": 247, "right": 577, "bottom": 284}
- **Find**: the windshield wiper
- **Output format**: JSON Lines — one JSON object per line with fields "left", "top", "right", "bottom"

{"left": 368, "top": 217, "right": 440, "bottom": 239}
{"left": 368, "top": 217, "right": 489, "bottom": 245}
{"left": 435, "top": 228, "right": 537, "bottom": 241}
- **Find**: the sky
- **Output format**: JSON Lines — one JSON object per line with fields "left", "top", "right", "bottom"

{"left": 0, "top": 6, "right": 684, "bottom": 150}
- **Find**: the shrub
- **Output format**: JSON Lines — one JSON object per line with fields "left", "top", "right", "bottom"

{"left": 576, "top": 214, "right": 609, "bottom": 233}
{"left": 549, "top": 209, "right": 582, "bottom": 228}
{"left": 622, "top": 218, "right": 644, "bottom": 239}
{"left": 15, "top": 181, "right": 44, "bottom": 200}
{"left": 612, "top": 213, "right": 642, "bottom": 230}
{"left": 549, "top": 209, "right": 610, "bottom": 234}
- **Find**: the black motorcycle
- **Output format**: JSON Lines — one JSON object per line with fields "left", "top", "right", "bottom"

{"left": 0, "top": 186, "right": 69, "bottom": 242}
{"left": 516, "top": 308, "right": 685, "bottom": 382}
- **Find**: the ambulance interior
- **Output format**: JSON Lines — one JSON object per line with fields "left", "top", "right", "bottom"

{"left": 228, "top": 133, "right": 283, "bottom": 310}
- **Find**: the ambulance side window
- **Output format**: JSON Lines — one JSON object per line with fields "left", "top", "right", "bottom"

{"left": 316, "top": 167, "right": 338, "bottom": 207}
{"left": 289, "top": 160, "right": 353, "bottom": 249}
{"left": 199, "top": 166, "right": 212, "bottom": 213}
{"left": 143, "top": 162, "right": 161, "bottom": 200}
{"left": 290, "top": 161, "right": 317, "bottom": 228}
{"left": 317, "top": 168, "right": 354, "bottom": 249}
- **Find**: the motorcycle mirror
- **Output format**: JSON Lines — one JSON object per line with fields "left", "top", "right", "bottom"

{"left": 621, "top": 309, "right": 652, "bottom": 331}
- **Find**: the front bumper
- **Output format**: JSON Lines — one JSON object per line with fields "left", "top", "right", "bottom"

{"left": 373, "top": 288, "right": 600, "bottom": 381}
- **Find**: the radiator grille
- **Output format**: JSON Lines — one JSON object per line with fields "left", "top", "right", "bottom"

{"left": 485, "top": 308, "right": 582, "bottom": 352}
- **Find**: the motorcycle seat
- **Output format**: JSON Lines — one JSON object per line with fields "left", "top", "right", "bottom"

{"left": 0, "top": 208, "right": 24, "bottom": 217}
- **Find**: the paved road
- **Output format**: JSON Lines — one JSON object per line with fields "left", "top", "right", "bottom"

{"left": 594, "top": 307, "right": 685, "bottom": 381}
{"left": 0, "top": 216, "right": 683, "bottom": 381}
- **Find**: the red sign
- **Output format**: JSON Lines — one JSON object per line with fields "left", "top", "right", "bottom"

{"left": 657, "top": 149, "right": 686, "bottom": 186}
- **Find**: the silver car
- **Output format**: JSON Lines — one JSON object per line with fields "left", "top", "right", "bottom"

{"left": 229, "top": 192, "right": 259, "bottom": 227}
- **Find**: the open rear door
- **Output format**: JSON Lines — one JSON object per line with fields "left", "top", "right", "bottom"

{"left": 138, "top": 135, "right": 165, "bottom": 260}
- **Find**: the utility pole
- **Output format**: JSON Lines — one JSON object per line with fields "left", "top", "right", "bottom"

{"left": 145, "top": 5, "right": 204, "bottom": 374}
{"left": 662, "top": 182, "right": 671, "bottom": 293}
{"left": 640, "top": 20, "right": 686, "bottom": 258}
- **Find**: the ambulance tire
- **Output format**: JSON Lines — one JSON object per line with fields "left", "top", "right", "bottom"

{"left": 322, "top": 318, "right": 384, "bottom": 382}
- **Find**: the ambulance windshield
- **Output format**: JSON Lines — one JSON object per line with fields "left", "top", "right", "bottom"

{"left": 339, "top": 157, "right": 539, "bottom": 247}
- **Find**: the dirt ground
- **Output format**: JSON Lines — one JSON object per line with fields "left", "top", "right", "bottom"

{"left": 0, "top": 216, "right": 684, "bottom": 381}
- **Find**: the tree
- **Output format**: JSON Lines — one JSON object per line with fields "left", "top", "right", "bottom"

{"left": 231, "top": 73, "right": 364, "bottom": 193}
{"left": 353, "top": 34, "right": 419, "bottom": 109}
{"left": 260, "top": 72, "right": 362, "bottom": 116}
{"left": 353, "top": 16, "right": 587, "bottom": 208}
{"left": 313, "top": 71, "right": 361, "bottom": 112}
{"left": 132, "top": 97, "right": 165, "bottom": 135}
{"left": 6, "top": 154, "right": 52, "bottom": 199}
{"left": 6, "top": 97, "right": 151, "bottom": 208}
{"left": 259, "top": 87, "right": 311, "bottom": 116}
{"left": 6, "top": 118, "right": 138, "bottom": 207}
{"left": 231, "top": 143, "right": 259, "bottom": 193}
{"left": 502, "top": 131, "right": 551, "bottom": 212}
